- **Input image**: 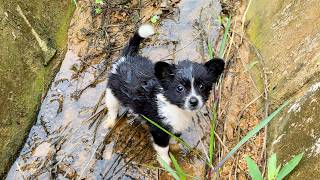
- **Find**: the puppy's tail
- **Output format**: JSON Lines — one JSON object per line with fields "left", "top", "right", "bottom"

{"left": 121, "top": 24, "right": 154, "bottom": 57}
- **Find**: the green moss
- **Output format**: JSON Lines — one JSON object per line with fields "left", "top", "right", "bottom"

{"left": 0, "top": 0, "right": 75, "bottom": 177}
{"left": 55, "top": 3, "right": 76, "bottom": 49}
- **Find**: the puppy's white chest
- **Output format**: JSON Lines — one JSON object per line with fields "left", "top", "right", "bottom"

{"left": 157, "top": 94, "right": 194, "bottom": 133}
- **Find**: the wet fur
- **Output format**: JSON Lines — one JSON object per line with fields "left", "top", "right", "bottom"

{"left": 105, "top": 25, "right": 225, "bottom": 164}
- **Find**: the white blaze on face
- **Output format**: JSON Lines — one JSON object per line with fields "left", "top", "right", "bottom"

{"left": 184, "top": 78, "right": 203, "bottom": 111}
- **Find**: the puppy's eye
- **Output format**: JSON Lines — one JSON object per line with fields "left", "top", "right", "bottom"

{"left": 176, "top": 85, "right": 184, "bottom": 92}
{"left": 199, "top": 83, "right": 204, "bottom": 90}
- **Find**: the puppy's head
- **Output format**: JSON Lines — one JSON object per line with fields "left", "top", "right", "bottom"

{"left": 155, "top": 58, "right": 225, "bottom": 111}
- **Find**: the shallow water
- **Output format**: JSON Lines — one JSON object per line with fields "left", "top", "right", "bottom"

{"left": 7, "top": 0, "right": 221, "bottom": 179}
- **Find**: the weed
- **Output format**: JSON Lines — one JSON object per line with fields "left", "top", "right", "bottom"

{"left": 150, "top": 15, "right": 160, "bottom": 24}
{"left": 212, "top": 101, "right": 289, "bottom": 172}
{"left": 209, "top": 103, "right": 217, "bottom": 165}
{"left": 71, "top": 0, "right": 77, "bottom": 7}
{"left": 245, "top": 152, "right": 304, "bottom": 180}
{"left": 218, "top": 16, "right": 231, "bottom": 58}
{"left": 95, "top": 0, "right": 104, "bottom": 15}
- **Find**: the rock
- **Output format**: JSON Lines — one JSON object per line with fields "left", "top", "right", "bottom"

{"left": 269, "top": 82, "right": 320, "bottom": 179}
{"left": 0, "top": 0, "right": 75, "bottom": 178}
{"left": 246, "top": 0, "right": 320, "bottom": 178}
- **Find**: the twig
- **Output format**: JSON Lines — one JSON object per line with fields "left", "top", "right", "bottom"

{"left": 225, "top": 19, "right": 236, "bottom": 60}
{"left": 198, "top": 134, "right": 210, "bottom": 163}
{"left": 236, "top": 94, "right": 263, "bottom": 123}
{"left": 214, "top": 131, "right": 229, "bottom": 153}
{"left": 159, "top": 33, "right": 202, "bottom": 61}
{"left": 16, "top": 162, "right": 27, "bottom": 180}
{"left": 79, "top": 144, "right": 101, "bottom": 179}
{"left": 257, "top": 51, "right": 269, "bottom": 176}
{"left": 240, "top": 0, "right": 252, "bottom": 43}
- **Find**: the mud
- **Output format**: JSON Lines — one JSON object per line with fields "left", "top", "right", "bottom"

{"left": 7, "top": 0, "right": 223, "bottom": 179}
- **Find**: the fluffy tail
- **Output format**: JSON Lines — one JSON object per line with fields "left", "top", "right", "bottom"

{"left": 121, "top": 24, "right": 154, "bottom": 57}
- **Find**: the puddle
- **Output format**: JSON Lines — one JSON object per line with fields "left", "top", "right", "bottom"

{"left": 7, "top": 0, "right": 221, "bottom": 179}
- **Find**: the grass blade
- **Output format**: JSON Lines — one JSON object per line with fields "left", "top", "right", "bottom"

{"left": 212, "top": 101, "right": 289, "bottom": 172}
{"left": 170, "top": 153, "right": 187, "bottom": 180}
{"left": 142, "top": 115, "right": 192, "bottom": 149}
{"left": 244, "top": 156, "right": 263, "bottom": 180}
{"left": 71, "top": 0, "right": 77, "bottom": 6}
{"left": 268, "top": 154, "right": 278, "bottom": 180}
{"left": 142, "top": 115, "right": 214, "bottom": 168}
{"left": 158, "top": 157, "right": 180, "bottom": 180}
{"left": 218, "top": 16, "right": 231, "bottom": 58}
{"left": 276, "top": 152, "right": 304, "bottom": 180}
{"left": 208, "top": 41, "right": 214, "bottom": 59}
{"left": 209, "top": 104, "right": 217, "bottom": 165}
{"left": 245, "top": 61, "right": 259, "bottom": 72}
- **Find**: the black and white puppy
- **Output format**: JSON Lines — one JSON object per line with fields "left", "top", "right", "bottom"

{"left": 104, "top": 24, "right": 225, "bottom": 164}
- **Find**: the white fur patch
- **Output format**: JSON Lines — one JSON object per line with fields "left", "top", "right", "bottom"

{"left": 110, "top": 57, "right": 126, "bottom": 74}
{"left": 104, "top": 88, "right": 120, "bottom": 129}
{"left": 153, "top": 143, "right": 171, "bottom": 165}
{"left": 138, "top": 24, "right": 154, "bottom": 38}
{"left": 184, "top": 78, "right": 203, "bottom": 110}
{"left": 157, "top": 94, "right": 194, "bottom": 133}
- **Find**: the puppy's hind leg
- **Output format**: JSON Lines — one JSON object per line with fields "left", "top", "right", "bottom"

{"left": 104, "top": 88, "right": 120, "bottom": 129}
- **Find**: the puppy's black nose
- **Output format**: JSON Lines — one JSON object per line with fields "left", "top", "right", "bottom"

{"left": 189, "top": 97, "right": 198, "bottom": 107}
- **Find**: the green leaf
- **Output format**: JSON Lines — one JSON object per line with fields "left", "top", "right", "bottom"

{"left": 212, "top": 101, "right": 289, "bottom": 172}
{"left": 170, "top": 153, "right": 187, "bottom": 180}
{"left": 71, "top": 0, "right": 77, "bottom": 6}
{"left": 276, "top": 153, "right": 304, "bottom": 180}
{"left": 95, "top": 8, "right": 102, "bottom": 14}
{"left": 245, "top": 61, "right": 259, "bottom": 72}
{"left": 142, "top": 115, "right": 191, "bottom": 149}
{"left": 268, "top": 154, "right": 278, "bottom": 180}
{"left": 95, "top": 0, "right": 104, "bottom": 4}
{"left": 142, "top": 115, "right": 213, "bottom": 168}
{"left": 209, "top": 103, "right": 217, "bottom": 165}
{"left": 158, "top": 157, "right": 180, "bottom": 180}
{"left": 208, "top": 41, "right": 214, "bottom": 59}
{"left": 245, "top": 156, "right": 263, "bottom": 180}
{"left": 150, "top": 15, "right": 160, "bottom": 24}
{"left": 218, "top": 16, "right": 231, "bottom": 58}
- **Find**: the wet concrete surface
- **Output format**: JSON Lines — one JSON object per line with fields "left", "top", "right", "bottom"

{"left": 7, "top": 0, "right": 221, "bottom": 179}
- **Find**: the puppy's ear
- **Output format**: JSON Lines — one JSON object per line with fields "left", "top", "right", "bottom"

{"left": 204, "top": 58, "right": 225, "bottom": 80}
{"left": 155, "top": 61, "right": 176, "bottom": 80}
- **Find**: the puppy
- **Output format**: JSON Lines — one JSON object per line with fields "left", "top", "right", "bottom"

{"left": 104, "top": 24, "right": 225, "bottom": 164}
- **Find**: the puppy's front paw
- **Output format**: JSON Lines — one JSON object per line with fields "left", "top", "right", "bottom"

{"left": 104, "top": 115, "right": 116, "bottom": 129}
{"left": 157, "top": 154, "right": 172, "bottom": 166}
{"left": 153, "top": 143, "right": 171, "bottom": 166}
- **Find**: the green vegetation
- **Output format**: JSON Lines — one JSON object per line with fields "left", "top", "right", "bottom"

{"left": 218, "top": 16, "right": 231, "bottom": 58}
{"left": 245, "top": 152, "right": 304, "bottom": 180}
{"left": 95, "top": 0, "right": 104, "bottom": 14}
{"left": 213, "top": 101, "right": 289, "bottom": 172}
{"left": 143, "top": 100, "right": 289, "bottom": 178}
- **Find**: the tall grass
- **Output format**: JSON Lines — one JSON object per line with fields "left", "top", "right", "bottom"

{"left": 218, "top": 16, "right": 231, "bottom": 58}
{"left": 209, "top": 103, "right": 217, "bottom": 165}
{"left": 212, "top": 101, "right": 289, "bottom": 172}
